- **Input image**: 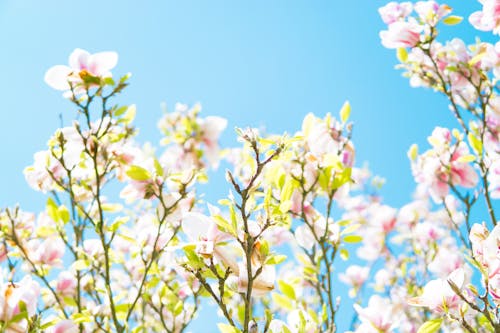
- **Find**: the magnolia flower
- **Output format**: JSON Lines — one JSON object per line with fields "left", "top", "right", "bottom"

{"left": 412, "top": 128, "right": 478, "bottom": 201}
{"left": 56, "top": 271, "right": 77, "bottom": 296}
{"left": 24, "top": 151, "right": 63, "bottom": 193}
{"left": 236, "top": 262, "right": 275, "bottom": 296}
{"left": 0, "top": 276, "right": 40, "bottom": 332}
{"left": 488, "top": 159, "right": 500, "bottom": 198}
{"left": 379, "top": 2, "right": 413, "bottom": 24}
{"left": 294, "top": 217, "right": 339, "bottom": 250}
{"left": 353, "top": 295, "right": 395, "bottom": 332}
{"left": 47, "top": 320, "right": 79, "bottom": 333}
{"left": 182, "top": 211, "right": 232, "bottom": 259}
{"left": 28, "top": 238, "right": 65, "bottom": 266}
{"left": 199, "top": 116, "right": 228, "bottom": 168}
{"left": 339, "top": 265, "right": 370, "bottom": 297}
{"left": 45, "top": 48, "right": 118, "bottom": 92}
{"left": 380, "top": 21, "right": 422, "bottom": 49}
{"left": 469, "top": 0, "right": 500, "bottom": 35}
{"left": 408, "top": 268, "right": 464, "bottom": 313}
{"left": 414, "top": 1, "right": 452, "bottom": 25}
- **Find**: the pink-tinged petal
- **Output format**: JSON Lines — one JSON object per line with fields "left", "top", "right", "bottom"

{"left": 182, "top": 212, "right": 211, "bottom": 242}
{"left": 68, "top": 48, "right": 90, "bottom": 70}
{"left": 294, "top": 224, "right": 315, "bottom": 250}
{"left": 50, "top": 320, "right": 79, "bottom": 333}
{"left": 454, "top": 164, "right": 478, "bottom": 188}
{"left": 202, "top": 116, "right": 228, "bottom": 140}
{"left": 88, "top": 51, "right": 118, "bottom": 76}
{"left": 44, "top": 65, "right": 72, "bottom": 90}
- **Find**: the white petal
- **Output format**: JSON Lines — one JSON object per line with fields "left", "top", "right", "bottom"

{"left": 44, "top": 65, "right": 72, "bottom": 90}
{"left": 182, "top": 212, "right": 210, "bottom": 242}
{"left": 294, "top": 224, "right": 315, "bottom": 250}
{"left": 69, "top": 48, "right": 90, "bottom": 70}
{"left": 89, "top": 51, "right": 118, "bottom": 76}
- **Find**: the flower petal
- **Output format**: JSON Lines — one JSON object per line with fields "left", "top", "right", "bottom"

{"left": 44, "top": 65, "right": 72, "bottom": 90}
{"left": 88, "top": 51, "right": 118, "bottom": 76}
{"left": 182, "top": 212, "right": 211, "bottom": 242}
{"left": 69, "top": 48, "right": 90, "bottom": 70}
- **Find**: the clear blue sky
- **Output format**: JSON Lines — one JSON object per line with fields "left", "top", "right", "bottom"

{"left": 0, "top": 0, "right": 492, "bottom": 331}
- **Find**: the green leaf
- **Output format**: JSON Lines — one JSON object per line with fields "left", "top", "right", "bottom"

{"left": 213, "top": 215, "right": 236, "bottom": 236}
{"left": 280, "top": 176, "right": 295, "bottom": 206}
{"left": 40, "top": 320, "right": 56, "bottom": 329}
{"left": 46, "top": 197, "right": 59, "bottom": 222}
{"left": 183, "top": 246, "right": 204, "bottom": 269}
{"left": 456, "top": 154, "right": 476, "bottom": 163}
{"left": 265, "top": 254, "right": 287, "bottom": 265}
{"left": 63, "top": 296, "right": 78, "bottom": 307}
{"left": 58, "top": 205, "right": 70, "bottom": 224}
{"left": 272, "top": 293, "right": 294, "bottom": 310}
{"left": 114, "top": 105, "right": 128, "bottom": 117}
{"left": 340, "top": 101, "right": 351, "bottom": 123}
{"left": 278, "top": 280, "right": 296, "bottom": 300}
{"left": 417, "top": 318, "right": 443, "bottom": 333}
{"left": 332, "top": 167, "right": 352, "bottom": 189}
{"left": 72, "top": 259, "right": 89, "bottom": 271}
{"left": 407, "top": 144, "right": 418, "bottom": 161}
{"left": 108, "top": 217, "right": 130, "bottom": 233}
{"left": 340, "top": 248, "right": 349, "bottom": 261}
{"left": 126, "top": 165, "right": 152, "bottom": 181}
{"left": 467, "top": 132, "right": 483, "bottom": 155}
{"left": 229, "top": 205, "right": 238, "bottom": 234}
{"left": 341, "top": 224, "right": 360, "bottom": 235}
{"left": 397, "top": 48, "right": 408, "bottom": 63}
{"left": 119, "top": 104, "right": 136, "bottom": 125}
{"left": 217, "top": 323, "right": 240, "bottom": 333}
{"left": 343, "top": 235, "right": 362, "bottom": 243}
{"left": 71, "top": 312, "right": 93, "bottom": 324}
{"left": 103, "top": 77, "right": 115, "bottom": 86}
{"left": 469, "top": 52, "right": 486, "bottom": 66}
{"left": 154, "top": 158, "right": 164, "bottom": 177}
{"left": 442, "top": 15, "right": 463, "bottom": 25}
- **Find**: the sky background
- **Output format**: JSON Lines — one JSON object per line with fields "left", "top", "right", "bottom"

{"left": 0, "top": 0, "right": 496, "bottom": 332}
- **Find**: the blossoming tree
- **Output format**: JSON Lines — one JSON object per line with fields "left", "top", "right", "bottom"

{"left": 0, "top": 1, "right": 499, "bottom": 332}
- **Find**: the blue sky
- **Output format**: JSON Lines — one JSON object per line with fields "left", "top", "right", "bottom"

{"left": 0, "top": 0, "right": 493, "bottom": 331}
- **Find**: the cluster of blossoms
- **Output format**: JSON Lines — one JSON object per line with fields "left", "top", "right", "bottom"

{"left": 341, "top": 1, "right": 500, "bottom": 332}
{"left": 1, "top": 1, "right": 500, "bottom": 332}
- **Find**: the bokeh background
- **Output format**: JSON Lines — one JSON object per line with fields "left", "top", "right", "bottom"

{"left": 0, "top": 0, "right": 494, "bottom": 331}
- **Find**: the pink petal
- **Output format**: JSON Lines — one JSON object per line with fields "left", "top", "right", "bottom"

{"left": 44, "top": 65, "right": 72, "bottom": 90}
{"left": 68, "top": 48, "right": 90, "bottom": 70}
{"left": 88, "top": 51, "right": 118, "bottom": 76}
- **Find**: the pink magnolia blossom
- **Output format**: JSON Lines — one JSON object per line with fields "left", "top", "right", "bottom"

{"left": 47, "top": 320, "right": 79, "bottom": 333}
{"left": 24, "top": 151, "right": 63, "bottom": 193}
{"left": 0, "top": 276, "right": 40, "bottom": 332}
{"left": 199, "top": 116, "right": 228, "bottom": 168}
{"left": 45, "top": 48, "right": 118, "bottom": 91}
{"left": 294, "top": 217, "right": 339, "bottom": 250}
{"left": 353, "top": 295, "right": 395, "bottom": 332}
{"left": 182, "top": 211, "right": 232, "bottom": 259}
{"left": 379, "top": 2, "right": 413, "bottom": 24}
{"left": 56, "top": 271, "right": 77, "bottom": 296}
{"left": 0, "top": 244, "right": 7, "bottom": 263}
{"left": 469, "top": 0, "right": 500, "bottom": 35}
{"left": 301, "top": 113, "right": 355, "bottom": 167}
{"left": 380, "top": 21, "right": 422, "bottom": 49}
{"left": 408, "top": 268, "right": 464, "bottom": 313}
{"left": 412, "top": 128, "right": 478, "bottom": 201}
{"left": 414, "top": 1, "right": 452, "bottom": 25}
{"left": 488, "top": 159, "right": 500, "bottom": 198}
{"left": 28, "top": 238, "right": 65, "bottom": 266}
{"left": 339, "top": 265, "right": 370, "bottom": 297}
